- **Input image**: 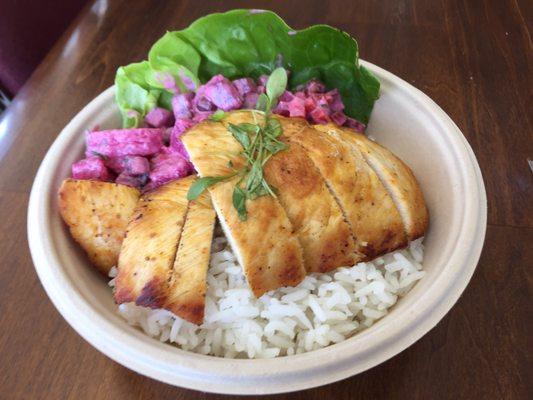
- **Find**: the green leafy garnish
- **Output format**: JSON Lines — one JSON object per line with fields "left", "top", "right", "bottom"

{"left": 265, "top": 67, "right": 288, "bottom": 109}
{"left": 187, "top": 68, "right": 289, "bottom": 220}
{"left": 187, "top": 175, "right": 234, "bottom": 201}
{"left": 209, "top": 110, "right": 226, "bottom": 121}
{"left": 255, "top": 93, "right": 269, "bottom": 112}
{"left": 232, "top": 186, "right": 248, "bottom": 220}
{"left": 227, "top": 123, "right": 252, "bottom": 149}
{"left": 115, "top": 9, "right": 380, "bottom": 127}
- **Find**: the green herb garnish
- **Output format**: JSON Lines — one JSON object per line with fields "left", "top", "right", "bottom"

{"left": 187, "top": 67, "right": 289, "bottom": 220}
{"left": 187, "top": 175, "right": 235, "bottom": 201}
{"left": 209, "top": 110, "right": 226, "bottom": 121}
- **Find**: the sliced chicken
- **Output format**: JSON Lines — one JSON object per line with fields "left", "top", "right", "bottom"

{"left": 265, "top": 141, "right": 362, "bottom": 272}
{"left": 58, "top": 179, "right": 140, "bottom": 274}
{"left": 114, "top": 177, "right": 193, "bottom": 307}
{"left": 166, "top": 190, "right": 216, "bottom": 325}
{"left": 284, "top": 121, "right": 407, "bottom": 259}
{"left": 220, "top": 112, "right": 361, "bottom": 272}
{"left": 182, "top": 115, "right": 306, "bottom": 297}
{"left": 344, "top": 130, "right": 429, "bottom": 240}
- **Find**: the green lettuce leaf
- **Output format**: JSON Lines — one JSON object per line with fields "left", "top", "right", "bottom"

{"left": 115, "top": 9, "right": 380, "bottom": 127}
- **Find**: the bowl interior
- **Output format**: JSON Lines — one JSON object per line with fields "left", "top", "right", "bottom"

{"left": 30, "top": 62, "right": 485, "bottom": 394}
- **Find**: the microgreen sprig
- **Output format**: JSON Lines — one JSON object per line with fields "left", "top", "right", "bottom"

{"left": 187, "top": 68, "right": 289, "bottom": 220}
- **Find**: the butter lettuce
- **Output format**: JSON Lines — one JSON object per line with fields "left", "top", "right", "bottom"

{"left": 115, "top": 9, "right": 380, "bottom": 127}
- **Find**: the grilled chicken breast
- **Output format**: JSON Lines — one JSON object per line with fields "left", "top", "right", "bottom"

{"left": 285, "top": 122, "right": 407, "bottom": 259}
{"left": 220, "top": 112, "right": 360, "bottom": 272}
{"left": 182, "top": 116, "right": 306, "bottom": 296}
{"left": 265, "top": 139, "right": 361, "bottom": 272}
{"left": 346, "top": 130, "right": 429, "bottom": 240}
{"left": 166, "top": 190, "right": 216, "bottom": 324}
{"left": 58, "top": 179, "right": 140, "bottom": 274}
{"left": 114, "top": 177, "right": 193, "bottom": 307}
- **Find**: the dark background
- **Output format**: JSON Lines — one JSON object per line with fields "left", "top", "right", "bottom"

{"left": 0, "top": 0, "right": 531, "bottom": 399}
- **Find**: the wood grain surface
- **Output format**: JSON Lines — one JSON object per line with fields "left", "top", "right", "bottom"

{"left": 0, "top": 0, "right": 531, "bottom": 399}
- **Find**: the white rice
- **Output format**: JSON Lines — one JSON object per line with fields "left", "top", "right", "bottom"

{"left": 109, "top": 233, "right": 425, "bottom": 359}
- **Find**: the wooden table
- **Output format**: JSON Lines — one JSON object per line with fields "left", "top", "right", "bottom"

{"left": 0, "top": 1, "right": 530, "bottom": 398}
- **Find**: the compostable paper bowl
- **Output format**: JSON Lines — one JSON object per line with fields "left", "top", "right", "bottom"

{"left": 28, "top": 61, "right": 486, "bottom": 395}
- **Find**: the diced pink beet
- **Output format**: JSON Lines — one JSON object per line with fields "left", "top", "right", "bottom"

{"left": 257, "top": 75, "right": 269, "bottom": 86}
{"left": 125, "top": 156, "right": 149, "bottom": 175}
{"left": 310, "top": 93, "right": 330, "bottom": 109}
{"left": 305, "top": 79, "right": 326, "bottom": 93}
{"left": 279, "top": 90, "right": 294, "bottom": 102}
{"left": 72, "top": 157, "right": 111, "bottom": 181}
{"left": 148, "top": 147, "right": 193, "bottom": 188}
{"left": 193, "top": 112, "right": 213, "bottom": 123}
{"left": 105, "top": 155, "right": 150, "bottom": 175}
{"left": 331, "top": 111, "right": 347, "bottom": 126}
{"left": 203, "top": 75, "right": 243, "bottom": 111}
{"left": 86, "top": 128, "right": 163, "bottom": 157}
{"left": 328, "top": 89, "right": 344, "bottom": 113}
{"left": 105, "top": 157, "right": 126, "bottom": 174}
{"left": 170, "top": 119, "right": 195, "bottom": 160}
{"left": 145, "top": 107, "right": 174, "bottom": 128}
{"left": 115, "top": 172, "right": 147, "bottom": 188}
{"left": 173, "top": 118, "right": 195, "bottom": 135}
{"left": 274, "top": 96, "right": 306, "bottom": 118}
{"left": 170, "top": 137, "right": 190, "bottom": 161}
{"left": 232, "top": 78, "right": 257, "bottom": 96}
{"left": 243, "top": 92, "right": 259, "bottom": 109}
{"left": 309, "top": 106, "right": 330, "bottom": 124}
{"left": 170, "top": 123, "right": 193, "bottom": 161}
{"left": 344, "top": 117, "right": 366, "bottom": 132}
{"left": 256, "top": 85, "right": 265, "bottom": 94}
{"left": 172, "top": 93, "right": 194, "bottom": 119}
{"left": 273, "top": 102, "right": 290, "bottom": 117}
{"left": 194, "top": 96, "right": 215, "bottom": 112}
{"left": 286, "top": 97, "right": 306, "bottom": 118}
{"left": 193, "top": 86, "right": 216, "bottom": 112}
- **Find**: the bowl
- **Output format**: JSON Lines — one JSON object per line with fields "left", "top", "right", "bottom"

{"left": 27, "top": 61, "right": 487, "bottom": 395}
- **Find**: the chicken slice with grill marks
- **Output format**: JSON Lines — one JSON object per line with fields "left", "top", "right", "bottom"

{"left": 283, "top": 120, "right": 407, "bottom": 259}
{"left": 165, "top": 189, "right": 216, "bottom": 325}
{"left": 337, "top": 127, "right": 429, "bottom": 240}
{"left": 181, "top": 114, "right": 306, "bottom": 297}
{"left": 114, "top": 176, "right": 194, "bottom": 308}
{"left": 264, "top": 139, "right": 362, "bottom": 272}
{"left": 220, "top": 111, "right": 361, "bottom": 272}
{"left": 58, "top": 179, "right": 140, "bottom": 275}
